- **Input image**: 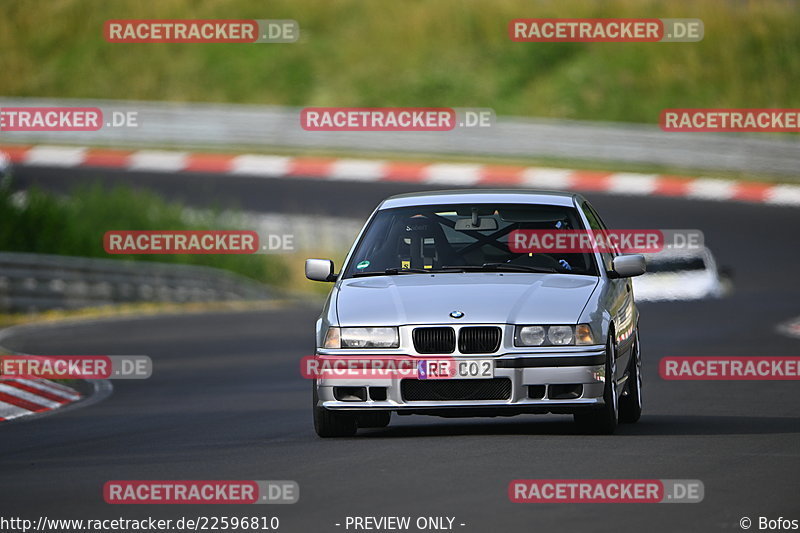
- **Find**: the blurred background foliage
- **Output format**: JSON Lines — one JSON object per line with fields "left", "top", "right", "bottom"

{"left": 0, "top": 0, "right": 797, "bottom": 123}
{"left": 0, "top": 182, "right": 289, "bottom": 285}
{"left": 0, "top": 0, "right": 795, "bottom": 290}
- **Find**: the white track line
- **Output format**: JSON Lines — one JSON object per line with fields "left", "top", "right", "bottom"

{"left": 25, "top": 146, "right": 87, "bottom": 167}
{"left": 128, "top": 150, "right": 189, "bottom": 172}
{"left": 520, "top": 168, "right": 574, "bottom": 189}
{"left": 607, "top": 173, "right": 659, "bottom": 195}
{"left": 329, "top": 159, "right": 387, "bottom": 181}
{"left": 687, "top": 178, "right": 737, "bottom": 201}
{"left": 423, "top": 164, "right": 483, "bottom": 186}
{"left": 230, "top": 154, "right": 291, "bottom": 177}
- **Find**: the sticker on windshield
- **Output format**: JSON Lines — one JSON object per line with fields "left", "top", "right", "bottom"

{"left": 356, "top": 260, "right": 370, "bottom": 270}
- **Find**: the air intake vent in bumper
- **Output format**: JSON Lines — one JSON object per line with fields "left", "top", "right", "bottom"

{"left": 401, "top": 378, "right": 512, "bottom": 401}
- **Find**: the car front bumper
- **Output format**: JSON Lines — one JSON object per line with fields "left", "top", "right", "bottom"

{"left": 315, "top": 345, "right": 608, "bottom": 415}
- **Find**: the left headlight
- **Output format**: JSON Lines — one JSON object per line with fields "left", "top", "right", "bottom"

{"left": 514, "top": 324, "right": 595, "bottom": 347}
{"left": 324, "top": 327, "right": 399, "bottom": 349}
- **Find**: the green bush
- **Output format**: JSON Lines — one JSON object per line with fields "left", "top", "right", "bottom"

{"left": 0, "top": 182, "right": 289, "bottom": 286}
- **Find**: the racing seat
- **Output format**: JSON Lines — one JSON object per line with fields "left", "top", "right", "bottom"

{"left": 374, "top": 215, "right": 459, "bottom": 270}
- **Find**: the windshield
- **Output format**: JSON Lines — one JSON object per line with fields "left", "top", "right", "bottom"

{"left": 342, "top": 203, "right": 599, "bottom": 278}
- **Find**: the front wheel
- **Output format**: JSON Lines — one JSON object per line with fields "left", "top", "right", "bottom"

{"left": 313, "top": 381, "right": 357, "bottom": 438}
{"left": 574, "top": 334, "right": 618, "bottom": 434}
{"left": 619, "top": 329, "right": 642, "bottom": 423}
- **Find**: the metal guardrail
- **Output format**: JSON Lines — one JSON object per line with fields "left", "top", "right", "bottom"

{"left": 1, "top": 97, "right": 799, "bottom": 176}
{"left": 0, "top": 252, "right": 273, "bottom": 313}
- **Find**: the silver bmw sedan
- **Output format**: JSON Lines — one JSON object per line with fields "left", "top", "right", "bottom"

{"left": 306, "top": 190, "right": 645, "bottom": 437}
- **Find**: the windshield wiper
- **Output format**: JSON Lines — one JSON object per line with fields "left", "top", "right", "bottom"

{"left": 443, "top": 263, "right": 556, "bottom": 273}
{"left": 352, "top": 269, "right": 420, "bottom": 277}
{"left": 385, "top": 267, "right": 430, "bottom": 274}
{"left": 482, "top": 263, "right": 557, "bottom": 273}
{"left": 352, "top": 267, "right": 463, "bottom": 278}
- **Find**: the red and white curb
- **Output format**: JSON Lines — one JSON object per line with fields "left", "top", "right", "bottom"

{"left": 0, "top": 377, "right": 82, "bottom": 422}
{"left": 2, "top": 144, "right": 800, "bottom": 206}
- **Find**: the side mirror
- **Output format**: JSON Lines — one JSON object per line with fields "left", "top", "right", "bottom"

{"left": 610, "top": 254, "right": 646, "bottom": 278}
{"left": 305, "top": 258, "right": 336, "bottom": 282}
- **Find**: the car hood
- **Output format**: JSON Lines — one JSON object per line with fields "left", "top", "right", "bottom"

{"left": 336, "top": 273, "right": 599, "bottom": 326}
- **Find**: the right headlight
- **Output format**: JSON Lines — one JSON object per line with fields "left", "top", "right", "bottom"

{"left": 514, "top": 324, "right": 595, "bottom": 347}
{"left": 323, "top": 326, "right": 400, "bottom": 349}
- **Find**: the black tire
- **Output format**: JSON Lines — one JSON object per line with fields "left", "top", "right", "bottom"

{"left": 574, "top": 334, "right": 618, "bottom": 434}
{"left": 312, "top": 380, "right": 357, "bottom": 438}
{"left": 619, "top": 329, "right": 643, "bottom": 424}
{"left": 356, "top": 411, "right": 391, "bottom": 428}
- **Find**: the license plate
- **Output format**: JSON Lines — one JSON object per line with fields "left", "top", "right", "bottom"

{"left": 417, "top": 359, "right": 495, "bottom": 380}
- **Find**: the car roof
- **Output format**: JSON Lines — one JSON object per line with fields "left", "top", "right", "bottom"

{"left": 379, "top": 189, "right": 584, "bottom": 209}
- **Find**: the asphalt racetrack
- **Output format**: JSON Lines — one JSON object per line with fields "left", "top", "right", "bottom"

{"left": 1, "top": 166, "right": 799, "bottom": 531}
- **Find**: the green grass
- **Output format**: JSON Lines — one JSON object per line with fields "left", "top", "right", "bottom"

{"left": 0, "top": 179, "right": 289, "bottom": 286}
{"left": 0, "top": 0, "right": 798, "bottom": 123}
